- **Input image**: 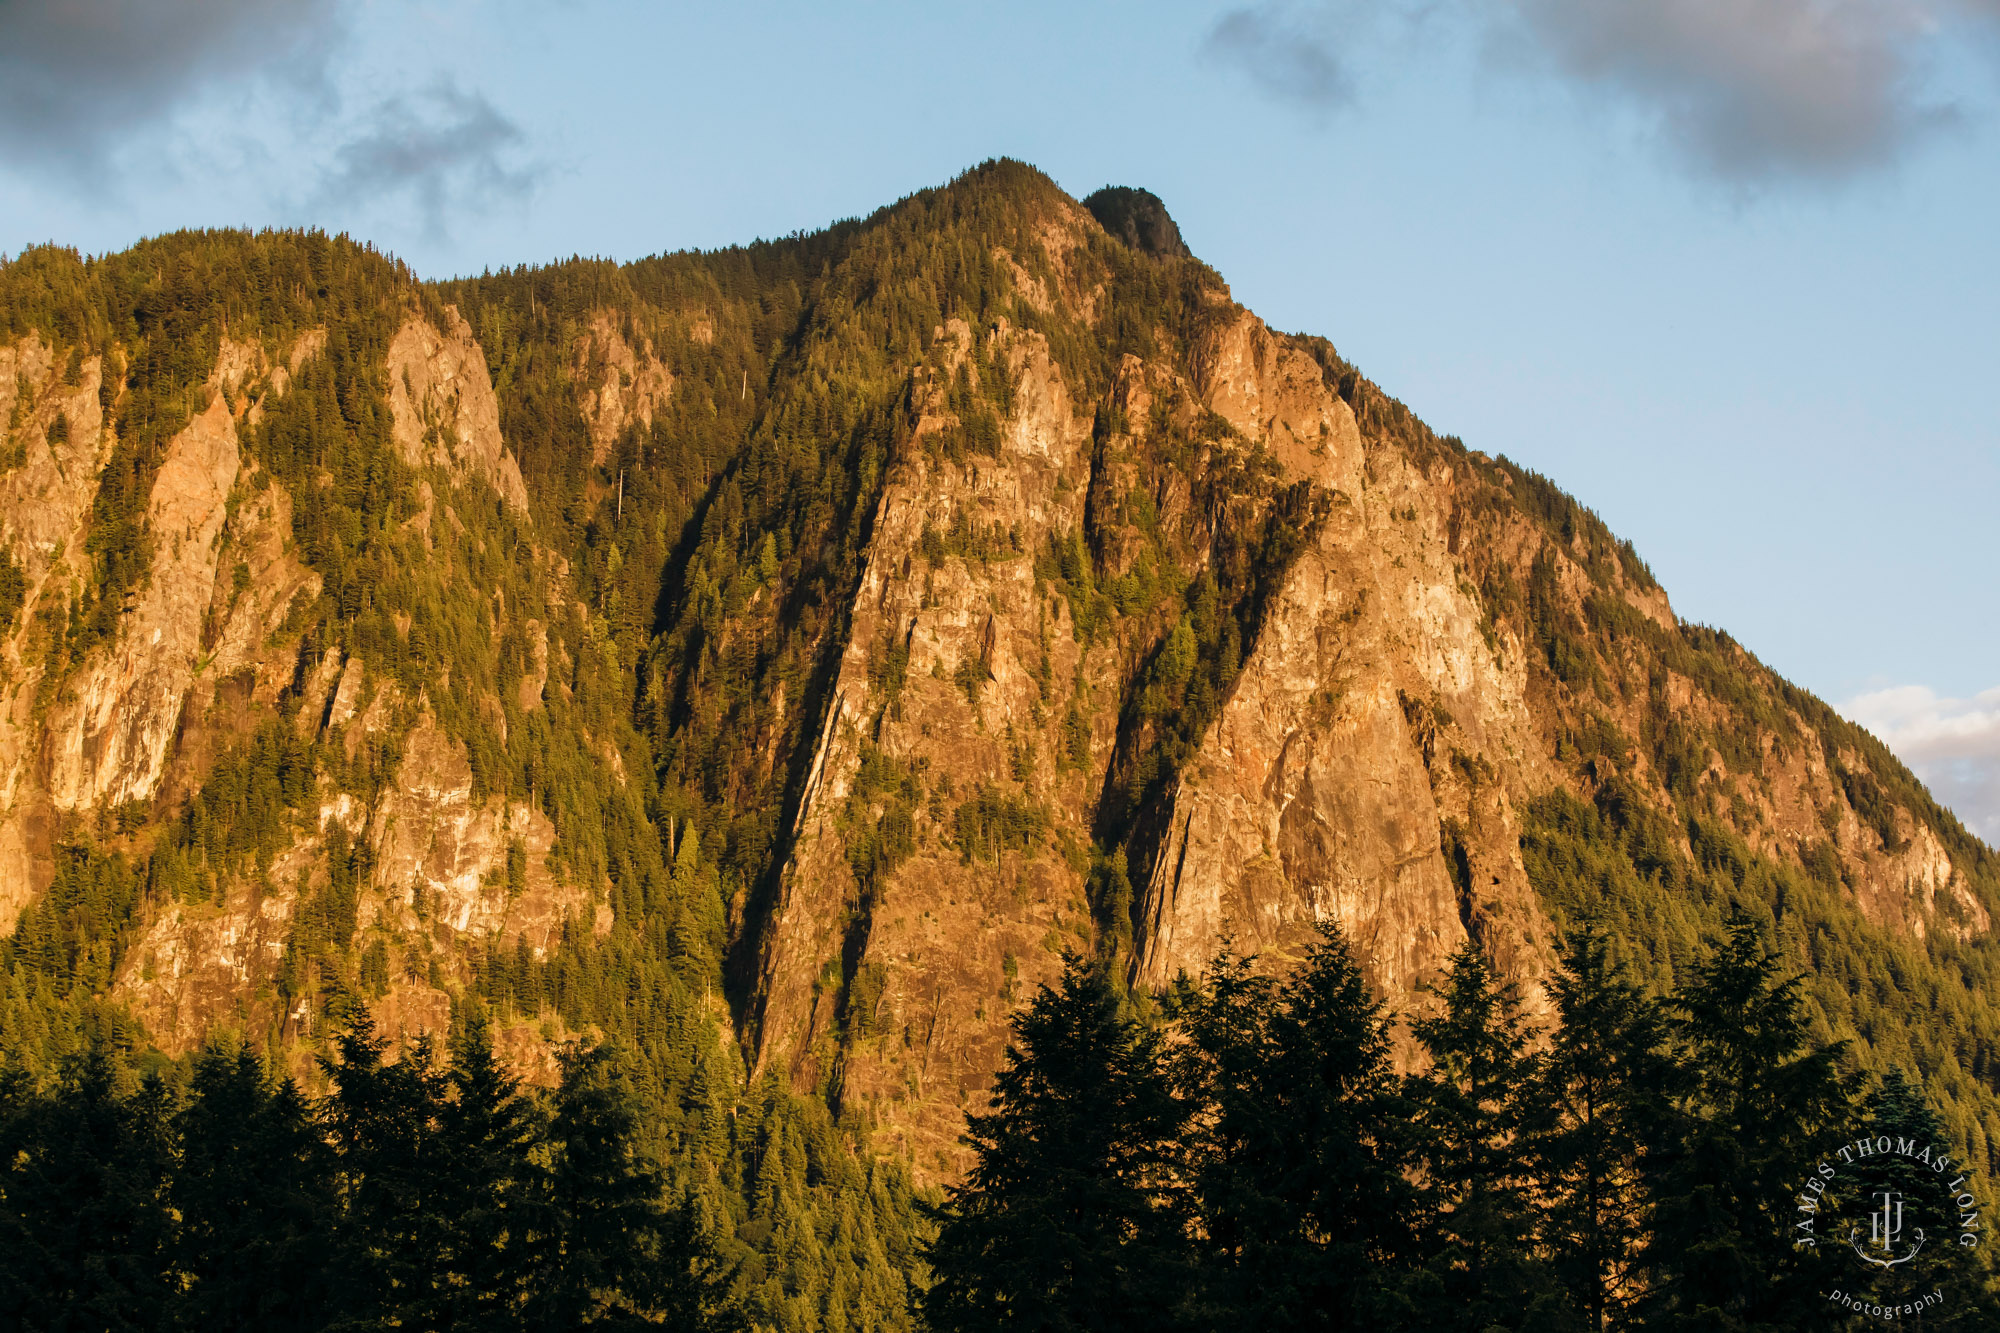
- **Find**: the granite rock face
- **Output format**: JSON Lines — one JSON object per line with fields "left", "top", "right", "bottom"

{"left": 387, "top": 310, "right": 530, "bottom": 513}
{"left": 0, "top": 324, "right": 593, "bottom": 1060}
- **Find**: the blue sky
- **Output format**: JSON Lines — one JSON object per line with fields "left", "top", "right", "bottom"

{"left": 2, "top": 0, "right": 1995, "bottom": 836}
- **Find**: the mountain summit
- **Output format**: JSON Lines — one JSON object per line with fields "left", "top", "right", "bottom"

{"left": 1, "top": 163, "right": 1995, "bottom": 1300}
{"left": 1082, "top": 186, "right": 1193, "bottom": 259}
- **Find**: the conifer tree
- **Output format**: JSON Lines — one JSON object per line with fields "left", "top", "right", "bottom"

{"left": 1404, "top": 942, "right": 1564, "bottom": 1332}
{"left": 1170, "top": 923, "right": 1414, "bottom": 1327}
{"left": 1832, "top": 1069, "right": 1993, "bottom": 1317}
{"left": 1638, "top": 913, "right": 1854, "bottom": 1331}
{"left": 169, "top": 1043, "right": 346, "bottom": 1332}
{"left": 0, "top": 1044, "right": 174, "bottom": 1333}
{"left": 925, "top": 953, "right": 1193, "bottom": 1331}
{"left": 529, "top": 1042, "right": 739, "bottom": 1330}
{"left": 421, "top": 1016, "right": 547, "bottom": 1329}
{"left": 1527, "top": 927, "right": 1678, "bottom": 1332}
{"left": 320, "top": 1011, "right": 449, "bottom": 1326}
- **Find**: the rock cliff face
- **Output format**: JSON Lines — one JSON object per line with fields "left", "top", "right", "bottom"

{"left": 575, "top": 310, "right": 674, "bottom": 466}
{"left": 750, "top": 319, "right": 1117, "bottom": 1170}
{"left": 387, "top": 311, "right": 529, "bottom": 513}
{"left": 0, "top": 335, "right": 110, "bottom": 930}
{"left": 1136, "top": 312, "right": 1554, "bottom": 1010}
{"left": 1, "top": 165, "right": 1995, "bottom": 1187}
{"left": 46, "top": 392, "right": 240, "bottom": 812}
{"left": 0, "top": 304, "right": 597, "bottom": 1062}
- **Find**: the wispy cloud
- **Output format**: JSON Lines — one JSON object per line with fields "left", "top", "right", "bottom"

{"left": 1206, "top": 0, "right": 1997, "bottom": 184}
{"left": 316, "top": 83, "right": 545, "bottom": 243}
{"left": 1842, "top": 684, "right": 2000, "bottom": 844}
{"left": 0, "top": 0, "right": 347, "bottom": 180}
{"left": 1204, "top": 5, "right": 1358, "bottom": 111}
{"left": 1498, "top": 0, "right": 1955, "bottom": 182}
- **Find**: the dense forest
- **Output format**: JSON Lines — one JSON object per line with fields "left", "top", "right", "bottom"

{"left": 4, "top": 917, "right": 1993, "bottom": 1328}
{"left": 928, "top": 920, "right": 1997, "bottom": 1330}
{"left": 1, "top": 160, "right": 1997, "bottom": 1328}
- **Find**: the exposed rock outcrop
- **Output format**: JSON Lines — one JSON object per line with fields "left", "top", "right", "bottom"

{"left": 46, "top": 392, "right": 241, "bottom": 811}
{"left": 751, "top": 320, "right": 1113, "bottom": 1176}
{"left": 575, "top": 311, "right": 673, "bottom": 465}
{"left": 387, "top": 310, "right": 529, "bottom": 513}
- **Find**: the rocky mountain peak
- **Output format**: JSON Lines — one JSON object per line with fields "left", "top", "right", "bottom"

{"left": 1084, "top": 185, "right": 1193, "bottom": 259}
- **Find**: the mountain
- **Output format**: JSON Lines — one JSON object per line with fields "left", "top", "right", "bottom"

{"left": 2, "top": 160, "right": 1997, "bottom": 1316}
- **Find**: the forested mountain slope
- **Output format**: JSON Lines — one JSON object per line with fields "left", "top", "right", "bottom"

{"left": 2, "top": 161, "right": 1997, "bottom": 1321}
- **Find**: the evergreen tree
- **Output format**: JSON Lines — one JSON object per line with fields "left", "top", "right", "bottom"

{"left": 0, "top": 1044, "right": 174, "bottom": 1333}
{"left": 1170, "top": 923, "right": 1415, "bottom": 1327}
{"left": 925, "top": 953, "right": 1192, "bottom": 1331}
{"left": 320, "top": 1011, "right": 449, "bottom": 1327}
{"left": 169, "top": 1042, "right": 346, "bottom": 1332}
{"left": 1527, "top": 927, "right": 1678, "bottom": 1332}
{"left": 528, "top": 1042, "right": 738, "bottom": 1330}
{"left": 420, "top": 1016, "right": 548, "bottom": 1330}
{"left": 1638, "top": 912, "right": 1854, "bottom": 1332}
{"left": 1403, "top": 942, "right": 1565, "bottom": 1332}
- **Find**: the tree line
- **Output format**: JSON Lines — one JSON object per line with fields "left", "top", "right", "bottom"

{"left": 926, "top": 918, "right": 1996, "bottom": 1332}
{"left": 0, "top": 1015, "right": 737, "bottom": 1332}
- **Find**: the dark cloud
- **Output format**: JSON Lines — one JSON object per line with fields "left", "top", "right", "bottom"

{"left": 316, "top": 83, "right": 544, "bottom": 241}
{"left": 1205, "top": 5, "right": 1356, "bottom": 109}
{"left": 0, "top": 0, "right": 346, "bottom": 176}
{"left": 1207, "top": 0, "right": 1988, "bottom": 182}
{"left": 1501, "top": 0, "right": 1951, "bottom": 182}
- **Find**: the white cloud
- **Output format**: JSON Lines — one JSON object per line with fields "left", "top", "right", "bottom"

{"left": 1841, "top": 683, "right": 2000, "bottom": 843}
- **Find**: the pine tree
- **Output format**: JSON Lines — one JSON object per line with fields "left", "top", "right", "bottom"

{"left": 0, "top": 1044, "right": 174, "bottom": 1333}
{"left": 925, "top": 953, "right": 1193, "bottom": 1331}
{"left": 320, "top": 1011, "right": 448, "bottom": 1327}
{"left": 1638, "top": 912, "right": 1854, "bottom": 1332}
{"left": 1403, "top": 942, "right": 1565, "bottom": 1332}
{"left": 528, "top": 1042, "right": 739, "bottom": 1330}
{"left": 1170, "top": 923, "right": 1415, "bottom": 1327}
{"left": 1527, "top": 927, "right": 1678, "bottom": 1332}
{"left": 420, "top": 1016, "right": 547, "bottom": 1329}
{"left": 1829, "top": 1069, "right": 1994, "bottom": 1317}
{"left": 169, "top": 1043, "right": 347, "bottom": 1332}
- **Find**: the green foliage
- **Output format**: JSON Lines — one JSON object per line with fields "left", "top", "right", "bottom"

{"left": 1637, "top": 914, "right": 1858, "bottom": 1329}
{"left": 0, "top": 545, "right": 24, "bottom": 634}
{"left": 0, "top": 1046, "right": 175, "bottom": 1332}
{"left": 953, "top": 786, "right": 1048, "bottom": 863}
{"left": 1166, "top": 926, "right": 1417, "bottom": 1328}
{"left": 932, "top": 918, "right": 1988, "bottom": 1331}
{"left": 926, "top": 954, "right": 1193, "bottom": 1331}
{"left": 1403, "top": 944, "right": 1558, "bottom": 1330}
{"left": 1527, "top": 927, "right": 1677, "bottom": 1332}
{"left": 0, "top": 843, "right": 148, "bottom": 1073}
{"left": 847, "top": 746, "right": 921, "bottom": 898}
{"left": 0, "top": 1025, "right": 740, "bottom": 1331}
{"left": 169, "top": 1044, "right": 345, "bottom": 1331}
{"left": 1523, "top": 785, "right": 2000, "bottom": 1181}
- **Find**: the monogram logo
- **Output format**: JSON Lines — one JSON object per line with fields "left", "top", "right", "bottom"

{"left": 1848, "top": 1189, "right": 1924, "bottom": 1269}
